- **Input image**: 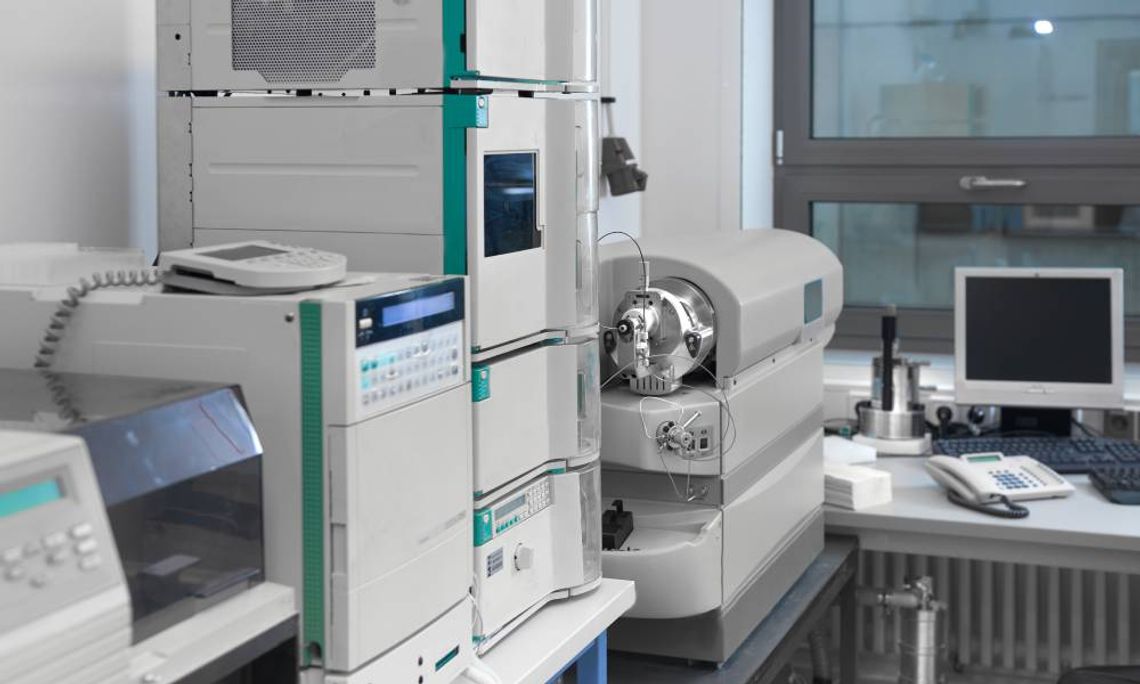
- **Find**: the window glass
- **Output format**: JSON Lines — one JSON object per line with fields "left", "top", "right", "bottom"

{"left": 812, "top": 201, "right": 1140, "bottom": 313}
{"left": 813, "top": 0, "right": 1140, "bottom": 138}
{"left": 484, "top": 153, "right": 540, "bottom": 257}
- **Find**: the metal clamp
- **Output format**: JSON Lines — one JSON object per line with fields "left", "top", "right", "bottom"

{"left": 959, "top": 175, "right": 1028, "bottom": 191}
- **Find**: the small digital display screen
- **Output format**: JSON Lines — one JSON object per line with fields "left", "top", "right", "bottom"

{"left": 965, "top": 454, "right": 1002, "bottom": 464}
{"left": 200, "top": 245, "right": 288, "bottom": 262}
{"left": 965, "top": 276, "right": 1113, "bottom": 384}
{"left": 495, "top": 495, "right": 526, "bottom": 520}
{"left": 382, "top": 292, "right": 456, "bottom": 327}
{"left": 0, "top": 479, "right": 63, "bottom": 518}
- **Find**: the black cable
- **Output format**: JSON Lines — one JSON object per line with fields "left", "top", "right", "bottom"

{"left": 598, "top": 231, "right": 646, "bottom": 267}
{"left": 945, "top": 489, "right": 1030, "bottom": 519}
{"left": 1072, "top": 417, "right": 1102, "bottom": 438}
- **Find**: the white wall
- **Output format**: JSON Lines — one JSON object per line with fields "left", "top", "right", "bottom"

{"left": 0, "top": 3, "right": 156, "bottom": 257}
{"left": 599, "top": 0, "right": 645, "bottom": 239}
{"left": 600, "top": 0, "right": 775, "bottom": 236}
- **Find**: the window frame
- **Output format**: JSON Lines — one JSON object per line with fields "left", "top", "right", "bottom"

{"left": 774, "top": 0, "right": 1140, "bottom": 361}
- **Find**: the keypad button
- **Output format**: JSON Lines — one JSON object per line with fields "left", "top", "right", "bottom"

{"left": 79, "top": 555, "right": 102, "bottom": 572}
{"left": 2, "top": 547, "right": 22, "bottom": 565}
{"left": 43, "top": 533, "right": 67, "bottom": 550}
{"left": 5, "top": 566, "right": 26, "bottom": 582}
{"left": 23, "top": 542, "right": 42, "bottom": 558}
{"left": 47, "top": 550, "right": 68, "bottom": 566}
{"left": 70, "top": 523, "right": 93, "bottom": 540}
{"left": 75, "top": 539, "right": 98, "bottom": 556}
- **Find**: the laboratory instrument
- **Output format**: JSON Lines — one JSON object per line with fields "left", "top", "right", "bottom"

{"left": 954, "top": 268, "right": 1125, "bottom": 410}
{"left": 159, "top": 90, "right": 599, "bottom": 354}
{"left": 158, "top": 240, "right": 347, "bottom": 294}
{"left": 868, "top": 577, "right": 948, "bottom": 684}
{"left": 158, "top": 0, "right": 597, "bottom": 91}
{"left": 472, "top": 464, "right": 602, "bottom": 652}
{"left": 854, "top": 307, "right": 931, "bottom": 455}
{"left": 1089, "top": 465, "right": 1140, "bottom": 505}
{"left": 0, "top": 371, "right": 267, "bottom": 642}
{"left": 597, "top": 229, "right": 843, "bottom": 663}
{"left": 0, "top": 373, "right": 302, "bottom": 682}
{"left": 925, "top": 453, "right": 1074, "bottom": 518}
{"left": 933, "top": 434, "right": 1140, "bottom": 474}
{"left": 0, "top": 272, "right": 475, "bottom": 684}
{"left": 0, "top": 431, "right": 131, "bottom": 684}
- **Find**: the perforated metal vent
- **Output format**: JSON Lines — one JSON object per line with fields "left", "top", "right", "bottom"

{"left": 232, "top": 0, "right": 377, "bottom": 84}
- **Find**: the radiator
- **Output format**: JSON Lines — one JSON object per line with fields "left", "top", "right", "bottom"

{"left": 834, "top": 551, "right": 1140, "bottom": 678}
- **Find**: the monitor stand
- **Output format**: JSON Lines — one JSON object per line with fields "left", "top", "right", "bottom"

{"left": 1000, "top": 407, "right": 1071, "bottom": 437}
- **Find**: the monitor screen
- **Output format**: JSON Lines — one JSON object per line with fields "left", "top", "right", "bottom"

{"left": 964, "top": 276, "right": 1113, "bottom": 384}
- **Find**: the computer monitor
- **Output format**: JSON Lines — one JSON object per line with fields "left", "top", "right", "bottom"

{"left": 955, "top": 267, "right": 1125, "bottom": 410}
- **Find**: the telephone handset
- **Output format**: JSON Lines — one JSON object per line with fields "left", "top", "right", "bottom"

{"left": 925, "top": 452, "right": 1074, "bottom": 519}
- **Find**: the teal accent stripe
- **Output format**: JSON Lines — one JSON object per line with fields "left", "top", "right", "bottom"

{"left": 474, "top": 507, "right": 493, "bottom": 546}
{"left": 442, "top": 0, "right": 474, "bottom": 83}
{"left": 442, "top": 94, "right": 490, "bottom": 276}
{"left": 0, "top": 480, "right": 61, "bottom": 518}
{"left": 299, "top": 301, "right": 325, "bottom": 665}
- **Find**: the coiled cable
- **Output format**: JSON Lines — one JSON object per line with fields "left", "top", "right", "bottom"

{"left": 33, "top": 268, "right": 160, "bottom": 371}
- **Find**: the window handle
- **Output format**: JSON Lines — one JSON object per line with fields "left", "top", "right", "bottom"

{"left": 959, "top": 175, "right": 1029, "bottom": 191}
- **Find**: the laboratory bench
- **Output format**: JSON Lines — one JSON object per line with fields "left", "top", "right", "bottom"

{"left": 825, "top": 457, "right": 1140, "bottom": 573}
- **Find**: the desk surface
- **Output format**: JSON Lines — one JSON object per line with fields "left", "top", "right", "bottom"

{"left": 826, "top": 457, "right": 1140, "bottom": 571}
{"left": 454, "top": 578, "right": 635, "bottom": 684}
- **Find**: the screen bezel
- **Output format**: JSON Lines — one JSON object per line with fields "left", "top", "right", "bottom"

{"left": 954, "top": 267, "right": 1125, "bottom": 409}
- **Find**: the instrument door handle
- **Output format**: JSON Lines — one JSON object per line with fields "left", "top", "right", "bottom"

{"left": 959, "top": 175, "right": 1029, "bottom": 191}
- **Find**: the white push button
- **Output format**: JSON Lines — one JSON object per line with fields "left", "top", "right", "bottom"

{"left": 43, "top": 532, "right": 67, "bottom": 549}
{"left": 79, "top": 555, "right": 102, "bottom": 572}
{"left": 5, "top": 566, "right": 25, "bottom": 582}
{"left": 70, "top": 523, "right": 93, "bottom": 540}
{"left": 2, "top": 547, "right": 22, "bottom": 565}
{"left": 75, "top": 539, "right": 98, "bottom": 556}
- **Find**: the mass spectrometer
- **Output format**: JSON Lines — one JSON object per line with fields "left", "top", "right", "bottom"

{"left": 598, "top": 229, "right": 843, "bottom": 663}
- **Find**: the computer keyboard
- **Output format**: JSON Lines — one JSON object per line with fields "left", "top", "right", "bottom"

{"left": 933, "top": 436, "right": 1140, "bottom": 474}
{"left": 1089, "top": 466, "right": 1140, "bottom": 505}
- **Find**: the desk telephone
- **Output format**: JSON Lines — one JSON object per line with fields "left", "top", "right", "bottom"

{"left": 925, "top": 452, "right": 1074, "bottom": 519}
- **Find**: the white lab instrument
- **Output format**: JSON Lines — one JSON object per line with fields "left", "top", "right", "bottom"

{"left": 0, "top": 372, "right": 299, "bottom": 682}
{"left": 597, "top": 229, "right": 843, "bottom": 663}
{"left": 472, "top": 464, "right": 602, "bottom": 652}
{"left": 954, "top": 268, "right": 1125, "bottom": 410}
{"left": 158, "top": 240, "right": 347, "bottom": 294}
{"left": 0, "top": 272, "right": 475, "bottom": 684}
{"left": 159, "top": 91, "right": 600, "bottom": 354}
{"left": 0, "top": 431, "right": 131, "bottom": 684}
{"left": 854, "top": 307, "right": 932, "bottom": 456}
{"left": 158, "top": 0, "right": 597, "bottom": 91}
{"left": 926, "top": 453, "right": 1074, "bottom": 518}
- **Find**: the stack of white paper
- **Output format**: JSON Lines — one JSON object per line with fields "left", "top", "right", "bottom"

{"left": 825, "top": 463, "right": 892, "bottom": 510}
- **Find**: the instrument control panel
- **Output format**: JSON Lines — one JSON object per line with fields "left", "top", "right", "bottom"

{"left": 491, "top": 478, "right": 553, "bottom": 538}
{"left": 0, "top": 433, "right": 124, "bottom": 638}
{"left": 357, "top": 322, "right": 465, "bottom": 411}
{"left": 354, "top": 278, "right": 466, "bottom": 413}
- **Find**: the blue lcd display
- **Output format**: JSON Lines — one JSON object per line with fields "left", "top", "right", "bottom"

{"left": 0, "top": 479, "right": 62, "bottom": 518}
{"left": 382, "top": 292, "right": 456, "bottom": 328}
